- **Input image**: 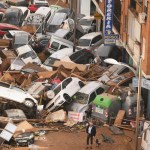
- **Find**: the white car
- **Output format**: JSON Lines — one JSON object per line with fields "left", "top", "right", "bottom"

{"left": 41, "top": 48, "right": 74, "bottom": 70}
{"left": 0, "top": 82, "right": 38, "bottom": 118}
{"left": 10, "top": 6, "right": 31, "bottom": 26}
{"left": 0, "top": 82, "right": 38, "bottom": 107}
{"left": 66, "top": 81, "right": 109, "bottom": 120}
{"left": 45, "top": 77, "right": 84, "bottom": 112}
{"left": 16, "top": 44, "right": 41, "bottom": 65}
{"left": 78, "top": 16, "right": 96, "bottom": 34}
{"left": 77, "top": 32, "right": 103, "bottom": 50}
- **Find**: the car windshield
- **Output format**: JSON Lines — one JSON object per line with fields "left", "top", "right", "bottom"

{"left": 2, "top": 3, "right": 9, "bottom": 8}
{"left": 20, "top": 51, "right": 37, "bottom": 59}
{"left": 53, "top": 85, "right": 61, "bottom": 95}
{"left": 46, "top": 25, "right": 60, "bottom": 33}
{"left": 72, "top": 92, "right": 89, "bottom": 104}
{"left": 43, "top": 57, "right": 59, "bottom": 66}
{"left": 79, "top": 19, "right": 92, "bottom": 26}
{"left": 78, "top": 39, "right": 91, "bottom": 46}
{"left": 3, "top": 16, "right": 19, "bottom": 25}
{"left": 51, "top": 41, "right": 59, "bottom": 51}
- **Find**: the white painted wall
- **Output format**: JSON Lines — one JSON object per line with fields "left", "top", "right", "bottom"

{"left": 80, "top": 0, "right": 91, "bottom": 16}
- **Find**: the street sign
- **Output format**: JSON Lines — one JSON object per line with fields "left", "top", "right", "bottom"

{"left": 132, "top": 77, "right": 150, "bottom": 90}
{"left": 94, "top": 12, "right": 103, "bottom": 19}
{"left": 104, "top": 34, "right": 119, "bottom": 45}
{"left": 104, "top": 0, "right": 117, "bottom": 45}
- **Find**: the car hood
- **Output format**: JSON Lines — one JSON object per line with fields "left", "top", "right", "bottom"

{"left": 81, "top": 25, "right": 91, "bottom": 31}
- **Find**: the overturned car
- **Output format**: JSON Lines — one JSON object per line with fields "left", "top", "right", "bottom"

{"left": 0, "top": 82, "right": 38, "bottom": 118}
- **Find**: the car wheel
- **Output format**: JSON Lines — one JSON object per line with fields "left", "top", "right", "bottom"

{"left": 24, "top": 99, "right": 34, "bottom": 108}
{"left": 63, "top": 94, "right": 72, "bottom": 103}
{"left": 87, "top": 57, "right": 94, "bottom": 64}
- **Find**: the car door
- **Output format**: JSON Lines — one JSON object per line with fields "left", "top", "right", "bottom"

{"left": 9, "top": 86, "right": 26, "bottom": 103}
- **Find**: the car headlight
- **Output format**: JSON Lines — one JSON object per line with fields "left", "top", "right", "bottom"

{"left": 24, "top": 99, "right": 34, "bottom": 108}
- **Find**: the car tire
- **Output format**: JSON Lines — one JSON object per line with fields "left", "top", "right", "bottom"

{"left": 63, "top": 94, "right": 72, "bottom": 103}
{"left": 24, "top": 99, "right": 34, "bottom": 108}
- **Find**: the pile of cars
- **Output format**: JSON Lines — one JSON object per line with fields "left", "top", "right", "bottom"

{"left": 0, "top": 0, "right": 144, "bottom": 126}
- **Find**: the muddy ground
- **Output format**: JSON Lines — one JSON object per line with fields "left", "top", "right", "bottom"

{"left": 35, "top": 125, "right": 140, "bottom": 150}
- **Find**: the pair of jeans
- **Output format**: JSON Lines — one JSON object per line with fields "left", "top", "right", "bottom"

{"left": 87, "top": 134, "right": 93, "bottom": 145}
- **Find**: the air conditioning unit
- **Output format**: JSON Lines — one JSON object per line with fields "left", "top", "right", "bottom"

{"left": 138, "top": 12, "right": 146, "bottom": 24}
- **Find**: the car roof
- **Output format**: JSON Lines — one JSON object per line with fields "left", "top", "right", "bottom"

{"left": 51, "top": 35, "right": 73, "bottom": 46}
{"left": 16, "top": 44, "right": 32, "bottom": 55}
{"left": 10, "top": 6, "right": 28, "bottom": 13}
{"left": 8, "top": 30, "right": 30, "bottom": 36}
{"left": 80, "top": 16, "right": 94, "bottom": 20}
{"left": 6, "top": 7, "right": 21, "bottom": 13}
{"left": 49, "top": 12, "right": 67, "bottom": 25}
{"left": 35, "top": 7, "right": 51, "bottom": 16}
{"left": 50, "top": 48, "right": 73, "bottom": 59}
{"left": 79, "top": 81, "right": 104, "bottom": 94}
{"left": 34, "top": 0, "right": 49, "bottom": 4}
{"left": 54, "top": 29, "right": 70, "bottom": 37}
{"left": 79, "top": 32, "right": 102, "bottom": 39}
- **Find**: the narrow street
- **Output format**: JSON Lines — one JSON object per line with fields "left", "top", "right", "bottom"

{"left": 36, "top": 126, "right": 139, "bottom": 150}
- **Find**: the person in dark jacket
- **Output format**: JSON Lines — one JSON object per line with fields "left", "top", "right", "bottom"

{"left": 86, "top": 121, "right": 96, "bottom": 149}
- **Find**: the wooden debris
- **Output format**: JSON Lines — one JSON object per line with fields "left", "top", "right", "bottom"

{"left": 114, "top": 110, "right": 125, "bottom": 125}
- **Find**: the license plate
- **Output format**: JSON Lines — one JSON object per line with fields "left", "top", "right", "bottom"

{"left": 18, "top": 140, "right": 27, "bottom": 143}
{"left": 95, "top": 107, "right": 103, "bottom": 114}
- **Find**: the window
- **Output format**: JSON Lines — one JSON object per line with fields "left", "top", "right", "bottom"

{"left": 119, "top": 68, "right": 129, "bottom": 75}
{"left": 89, "top": 92, "right": 96, "bottom": 103}
{"left": 40, "top": 39, "right": 49, "bottom": 47}
{"left": 91, "top": 35, "right": 102, "bottom": 45}
{"left": 96, "top": 87, "right": 105, "bottom": 95}
{"left": 20, "top": 51, "right": 37, "bottom": 59}
{"left": 53, "top": 85, "right": 61, "bottom": 95}
{"left": 51, "top": 41, "right": 59, "bottom": 51}
{"left": 120, "top": 78, "right": 132, "bottom": 87}
{"left": 0, "top": 82, "right": 9, "bottom": 88}
{"left": 60, "top": 44, "right": 68, "bottom": 49}
{"left": 62, "top": 78, "right": 72, "bottom": 89}
{"left": 23, "top": 10, "right": 28, "bottom": 20}
{"left": 65, "top": 32, "right": 73, "bottom": 40}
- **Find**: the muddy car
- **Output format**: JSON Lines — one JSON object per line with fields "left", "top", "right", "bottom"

{"left": 66, "top": 81, "right": 109, "bottom": 121}
{"left": 45, "top": 77, "right": 84, "bottom": 112}
{"left": 0, "top": 82, "right": 38, "bottom": 118}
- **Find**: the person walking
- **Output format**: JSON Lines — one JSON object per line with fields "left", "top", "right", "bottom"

{"left": 86, "top": 121, "right": 96, "bottom": 149}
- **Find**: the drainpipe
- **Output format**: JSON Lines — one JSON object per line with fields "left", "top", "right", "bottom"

{"left": 70, "top": 0, "right": 77, "bottom": 52}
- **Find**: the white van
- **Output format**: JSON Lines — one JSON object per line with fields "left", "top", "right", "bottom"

{"left": 46, "top": 35, "right": 73, "bottom": 54}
